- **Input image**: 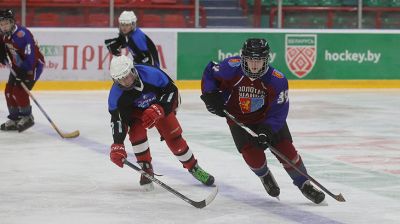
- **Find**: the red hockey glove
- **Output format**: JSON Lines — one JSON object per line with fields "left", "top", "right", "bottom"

{"left": 142, "top": 104, "right": 165, "bottom": 129}
{"left": 110, "top": 143, "right": 127, "bottom": 168}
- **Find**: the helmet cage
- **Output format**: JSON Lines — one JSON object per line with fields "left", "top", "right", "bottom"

{"left": 240, "top": 38, "right": 270, "bottom": 79}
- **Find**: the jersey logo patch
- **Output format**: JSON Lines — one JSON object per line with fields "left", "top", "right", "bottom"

{"left": 228, "top": 58, "right": 241, "bottom": 67}
{"left": 239, "top": 97, "right": 264, "bottom": 113}
{"left": 134, "top": 92, "right": 157, "bottom": 108}
{"left": 272, "top": 70, "right": 284, "bottom": 79}
{"left": 17, "top": 30, "right": 25, "bottom": 38}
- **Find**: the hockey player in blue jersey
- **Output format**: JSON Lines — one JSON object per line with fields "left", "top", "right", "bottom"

{"left": 107, "top": 55, "right": 214, "bottom": 190}
{"left": 105, "top": 11, "right": 159, "bottom": 67}
{"left": 200, "top": 38, "right": 325, "bottom": 204}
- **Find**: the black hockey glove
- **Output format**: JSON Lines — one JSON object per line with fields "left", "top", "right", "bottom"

{"left": 256, "top": 125, "right": 276, "bottom": 149}
{"left": 105, "top": 36, "right": 124, "bottom": 56}
{"left": 200, "top": 91, "right": 225, "bottom": 117}
{"left": 14, "top": 67, "right": 28, "bottom": 81}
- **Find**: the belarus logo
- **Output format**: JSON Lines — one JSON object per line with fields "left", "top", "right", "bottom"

{"left": 285, "top": 34, "right": 317, "bottom": 78}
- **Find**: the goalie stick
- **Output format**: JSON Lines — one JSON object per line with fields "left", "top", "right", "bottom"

{"left": 223, "top": 110, "right": 346, "bottom": 202}
{"left": 123, "top": 159, "right": 218, "bottom": 209}
{"left": 5, "top": 63, "right": 80, "bottom": 138}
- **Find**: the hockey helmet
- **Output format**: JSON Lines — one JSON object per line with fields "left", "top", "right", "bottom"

{"left": 241, "top": 38, "right": 270, "bottom": 79}
{"left": 0, "top": 9, "right": 16, "bottom": 36}
{"left": 119, "top": 11, "right": 137, "bottom": 25}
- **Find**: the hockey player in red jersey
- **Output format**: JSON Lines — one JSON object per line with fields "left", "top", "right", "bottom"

{"left": 107, "top": 55, "right": 214, "bottom": 190}
{"left": 200, "top": 38, "right": 325, "bottom": 204}
{"left": 0, "top": 9, "right": 44, "bottom": 132}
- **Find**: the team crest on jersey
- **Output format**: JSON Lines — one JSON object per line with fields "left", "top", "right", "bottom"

{"left": 238, "top": 85, "right": 265, "bottom": 113}
{"left": 240, "top": 97, "right": 264, "bottom": 113}
{"left": 17, "top": 30, "right": 25, "bottom": 38}
{"left": 228, "top": 58, "right": 241, "bottom": 67}
{"left": 285, "top": 34, "right": 317, "bottom": 78}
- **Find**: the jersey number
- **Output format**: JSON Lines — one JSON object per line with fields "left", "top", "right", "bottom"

{"left": 277, "top": 90, "right": 289, "bottom": 104}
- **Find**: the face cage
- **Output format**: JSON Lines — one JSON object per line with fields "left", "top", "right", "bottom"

{"left": 241, "top": 56, "right": 269, "bottom": 79}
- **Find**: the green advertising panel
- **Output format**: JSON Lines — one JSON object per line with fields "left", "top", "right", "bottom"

{"left": 177, "top": 32, "right": 399, "bottom": 80}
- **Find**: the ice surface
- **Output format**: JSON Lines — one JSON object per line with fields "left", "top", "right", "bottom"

{"left": 0, "top": 90, "right": 399, "bottom": 224}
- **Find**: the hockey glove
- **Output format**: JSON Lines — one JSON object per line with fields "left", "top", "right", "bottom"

{"left": 13, "top": 67, "right": 28, "bottom": 82}
{"left": 142, "top": 104, "right": 165, "bottom": 129}
{"left": 256, "top": 125, "right": 276, "bottom": 149}
{"left": 200, "top": 92, "right": 225, "bottom": 117}
{"left": 105, "top": 37, "right": 123, "bottom": 56}
{"left": 110, "top": 143, "right": 127, "bottom": 168}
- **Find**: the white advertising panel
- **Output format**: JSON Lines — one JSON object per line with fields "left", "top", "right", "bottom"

{"left": 0, "top": 28, "right": 177, "bottom": 81}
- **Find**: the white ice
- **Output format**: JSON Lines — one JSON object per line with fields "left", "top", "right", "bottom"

{"left": 0, "top": 90, "right": 399, "bottom": 224}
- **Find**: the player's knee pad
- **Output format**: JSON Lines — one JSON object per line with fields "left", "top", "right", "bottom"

{"left": 241, "top": 144, "right": 266, "bottom": 169}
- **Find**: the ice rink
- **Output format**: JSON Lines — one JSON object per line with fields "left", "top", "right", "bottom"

{"left": 0, "top": 89, "right": 399, "bottom": 224}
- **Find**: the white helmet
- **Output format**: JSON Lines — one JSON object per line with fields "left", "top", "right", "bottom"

{"left": 119, "top": 11, "right": 137, "bottom": 25}
{"left": 110, "top": 55, "right": 134, "bottom": 80}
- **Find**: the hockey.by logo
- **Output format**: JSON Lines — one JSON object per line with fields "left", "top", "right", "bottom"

{"left": 285, "top": 34, "right": 317, "bottom": 78}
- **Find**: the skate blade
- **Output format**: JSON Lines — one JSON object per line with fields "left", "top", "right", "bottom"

{"left": 140, "top": 182, "right": 154, "bottom": 191}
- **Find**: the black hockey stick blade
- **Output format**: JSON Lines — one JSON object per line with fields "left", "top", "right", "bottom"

{"left": 123, "top": 159, "right": 218, "bottom": 208}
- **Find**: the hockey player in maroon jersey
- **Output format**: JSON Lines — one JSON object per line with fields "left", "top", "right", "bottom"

{"left": 200, "top": 38, "right": 325, "bottom": 204}
{"left": 0, "top": 9, "right": 44, "bottom": 132}
{"left": 107, "top": 55, "right": 214, "bottom": 190}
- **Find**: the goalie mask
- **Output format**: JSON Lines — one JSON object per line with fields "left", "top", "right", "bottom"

{"left": 0, "top": 9, "right": 16, "bottom": 36}
{"left": 119, "top": 11, "right": 137, "bottom": 34}
{"left": 110, "top": 55, "right": 141, "bottom": 90}
{"left": 241, "top": 38, "right": 270, "bottom": 79}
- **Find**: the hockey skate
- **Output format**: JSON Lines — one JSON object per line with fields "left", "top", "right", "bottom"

{"left": 0, "top": 119, "right": 19, "bottom": 131}
{"left": 260, "top": 170, "right": 280, "bottom": 197}
{"left": 189, "top": 163, "right": 215, "bottom": 186}
{"left": 138, "top": 162, "right": 154, "bottom": 191}
{"left": 16, "top": 115, "right": 34, "bottom": 132}
{"left": 300, "top": 180, "right": 325, "bottom": 204}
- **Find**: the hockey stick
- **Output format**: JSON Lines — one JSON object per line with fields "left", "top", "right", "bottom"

{"left": 223, "top": 110, "right": 346, "bottom": 202}
{"left": 5, "top": 63, "right": 80, "bottom": 138}
{"left": 123, "top": 159, "right": 218, "bottom": 208}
